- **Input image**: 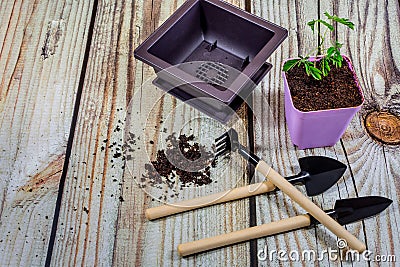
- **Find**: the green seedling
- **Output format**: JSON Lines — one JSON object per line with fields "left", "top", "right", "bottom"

{"left": 283, "top": 12, "right": 354, "bottom": 80}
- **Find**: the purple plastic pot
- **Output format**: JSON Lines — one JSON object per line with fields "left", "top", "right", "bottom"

{"left": 134, "top": 0, "right": 287, "bottom": 123}
{"left": 282, "top": 55, "right": 364, "bottom": 149}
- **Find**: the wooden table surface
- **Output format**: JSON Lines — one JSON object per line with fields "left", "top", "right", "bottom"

{"left": 1, "top": 0, "right": 399, "bottom": 266}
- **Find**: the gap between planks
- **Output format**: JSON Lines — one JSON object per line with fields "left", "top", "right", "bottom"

{"left": 44, "top": 0, "right": 99, "bottom": 266}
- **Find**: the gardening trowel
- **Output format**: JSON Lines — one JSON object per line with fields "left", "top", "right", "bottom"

{"left": 178, "top": 196, "right": 392, "bottom": 256}
{"left": 210, "top": 128, "right": 365, "bottom": 252}
{"left": 145, "top": 156, "right": 346, "bottom": 220}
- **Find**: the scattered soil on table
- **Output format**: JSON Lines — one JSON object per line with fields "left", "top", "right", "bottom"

{"left": 142, "top": 133, "right": 218, "bottom": 193}
{"left": 285, "top": 61, "right": 363, "bottom": 111}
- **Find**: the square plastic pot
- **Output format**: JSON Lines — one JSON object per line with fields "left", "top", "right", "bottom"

{"left": 282, "top": 55, "right": 365, "bottom": 149}
{"left": 153, "top": 63, "right": 272, "bottom": 123}
{"left": 134, "top": 0, "right": 287, "bottom": 117}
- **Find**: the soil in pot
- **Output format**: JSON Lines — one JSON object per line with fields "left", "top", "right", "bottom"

{"left": 285, "top": 61, "right": 363, "bottom": 112}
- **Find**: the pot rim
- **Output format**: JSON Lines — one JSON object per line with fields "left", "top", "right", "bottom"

{"left": 282, "top": 54, "right": 365, "bottom": 114}
{"left": 134, "top": 0, "right": 288, "bottom": 103}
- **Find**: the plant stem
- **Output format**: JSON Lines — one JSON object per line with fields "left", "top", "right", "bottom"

{"left": 321, "top": 27, "right": 330, "bottom": 54}
{"left": 314, "top": 25, "right": 331, "bottom": 67}
{"left": 305, "top": 47, "right": 319, "bottom": 58}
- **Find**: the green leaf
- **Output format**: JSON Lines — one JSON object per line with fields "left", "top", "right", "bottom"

{"left": 311, "top": 72, "right": 322, "bottom": 80}
{"left": 321, "top": 63, "right": 327, "bottom": 76}
{"left": 329, "top": 54, "right": 343, "bottom": 68}
{"left": 309, "top": 66, "right": 323, "bottom": 80}
{"left": 327, "top": 42, "right": 343, "bottom": 66}
{"left": 307, "top": 20, "right": 316, "bottom": 33}
{"left": 336, "top": 56, "right": 343, "bottom": 67}
{"left": 329, "top": 58, "right": 337, "bottom": 67}
{"left": 311, "top": 70, "right": 322, "bottom": 80}
{"left": 327, "top": 47, "right": 336, "bottom": 57}
{"left": 324, "top": 12, "right": 335, "bottom": 20}
{"left": 324, "top": 12, "right": 355, "bottom": 30}
{"left": 308, "top": 19, "right": 334, "bottom": 32}
{"left": 283, "top": 59, "right": 301, "bottom": 72}
{"left": 325, "top": 60, "right": 331, "bottom": 72}
{"left": 333, "top": 53, "right": 343, "bottom": 63}
{"left": 304, "top": 62, "right": 311, "bottom": 76}
{"left": 320, "top": 58, "right": 331, "bottom": 76}
{"left": 335, "top": 41, "right": 343, "bottom": 49}
{"left": 319, "top": 20, "right": 334, "bottom": 31}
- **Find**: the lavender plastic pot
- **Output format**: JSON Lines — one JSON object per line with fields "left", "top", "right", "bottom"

{"left": 282, "top": 55, "right": 364, "bottom": 149}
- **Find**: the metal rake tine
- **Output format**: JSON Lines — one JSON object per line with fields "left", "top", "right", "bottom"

{"left": 214, "top": 147, "right": 229, "bottom": 158}
{"left": 215, "top": 139, "right": 227, "bottom": 150}
{"left": 215, "top": 132, "right": 229, "bottom": 144}
{"left": 214, "top": 135, "right": 231, "bottom": 159}
{"left": 215, "top": 138, "right": 228, "bottom": 151}
{"left": 215, "top": 141, "right": 230, "bottom": 152}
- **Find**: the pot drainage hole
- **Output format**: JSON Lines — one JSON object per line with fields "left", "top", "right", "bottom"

{"left": 195, "top": 62, "right": 229, "bottom": 85}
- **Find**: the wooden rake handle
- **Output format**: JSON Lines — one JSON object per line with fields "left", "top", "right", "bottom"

{"left": 178, "top": 214, "right": 311, "bottom": 256}
{"left": 256, "top": 161, "right": 366, "bottom": 252}
{"left": 145, "top": 181, "right": 276, "bottom": 220}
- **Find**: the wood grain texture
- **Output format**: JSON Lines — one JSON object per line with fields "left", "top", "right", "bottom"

{"left": 114, "top": 0, "right": 251, "bottom": 265}
{"left": 324, "top": 0, "right": 400, "bottom": 265}
{"left": 250, "top": 2, "right": 325, "bottom": 267}
{"left": 251, "top": 0, "right": 400, "bottom": 266}
{"left": 251, "top": 0, "right": 369, "bottom": 266}
{"left": 365, "top": 111, "right": 400, "bottom": 145}
{"left": 50, "top": 0, "right": 250, "bottom": 266}
{"left": 177, "top": 214, "right": 312, "bottom": 257}
{"left": 0, "top": 0, "right": 93, "bottom": 265}
{"left": 2, "top": 0, "right": 399, "bottom": 265}
{"left": 118, "top": 82, "right": 250, "bottom": 266}
{"left": 49, "top": 0, "right": 133, "bottom": 265}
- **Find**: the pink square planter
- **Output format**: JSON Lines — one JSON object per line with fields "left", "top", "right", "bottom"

{"left": 282, "top": 55, "right": 365, "bottom": 149}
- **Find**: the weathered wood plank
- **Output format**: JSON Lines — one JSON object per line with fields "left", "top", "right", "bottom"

{"left": 251, "top": 0, "right": 371, "bottom": 266}
{"left": 48, "top": 0, "right": 132, "bottom": 265}
{"left": 115, "top": 0, "right": 250, "bottom": 265}
{"left": 50, "top": 0, "right": 250, "bottom": 266}
{"left": 0, "top": 0, "right": 93, "bottom": 266}
{"left": 119, "top": 83, "right": 250, "bottom": 266}
{"left": 323, "top": 0, "right": 400, "bottom": 264}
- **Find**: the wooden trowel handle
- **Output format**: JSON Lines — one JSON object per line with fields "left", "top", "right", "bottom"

{"left": 178, "top": 214, "right": 311, "bottom": 256}
{"left": 256, "top": 160, "right": 366, "bottom": 252}
{"left": 145, "top": 181, "right": 276, "bottom": 220}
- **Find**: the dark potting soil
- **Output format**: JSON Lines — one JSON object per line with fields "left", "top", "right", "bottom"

{"left": 285, "top": 61, "right": 363, "bottom": 112}
{"left": 143, "top": 133, "right": 217, "bottom": 190}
